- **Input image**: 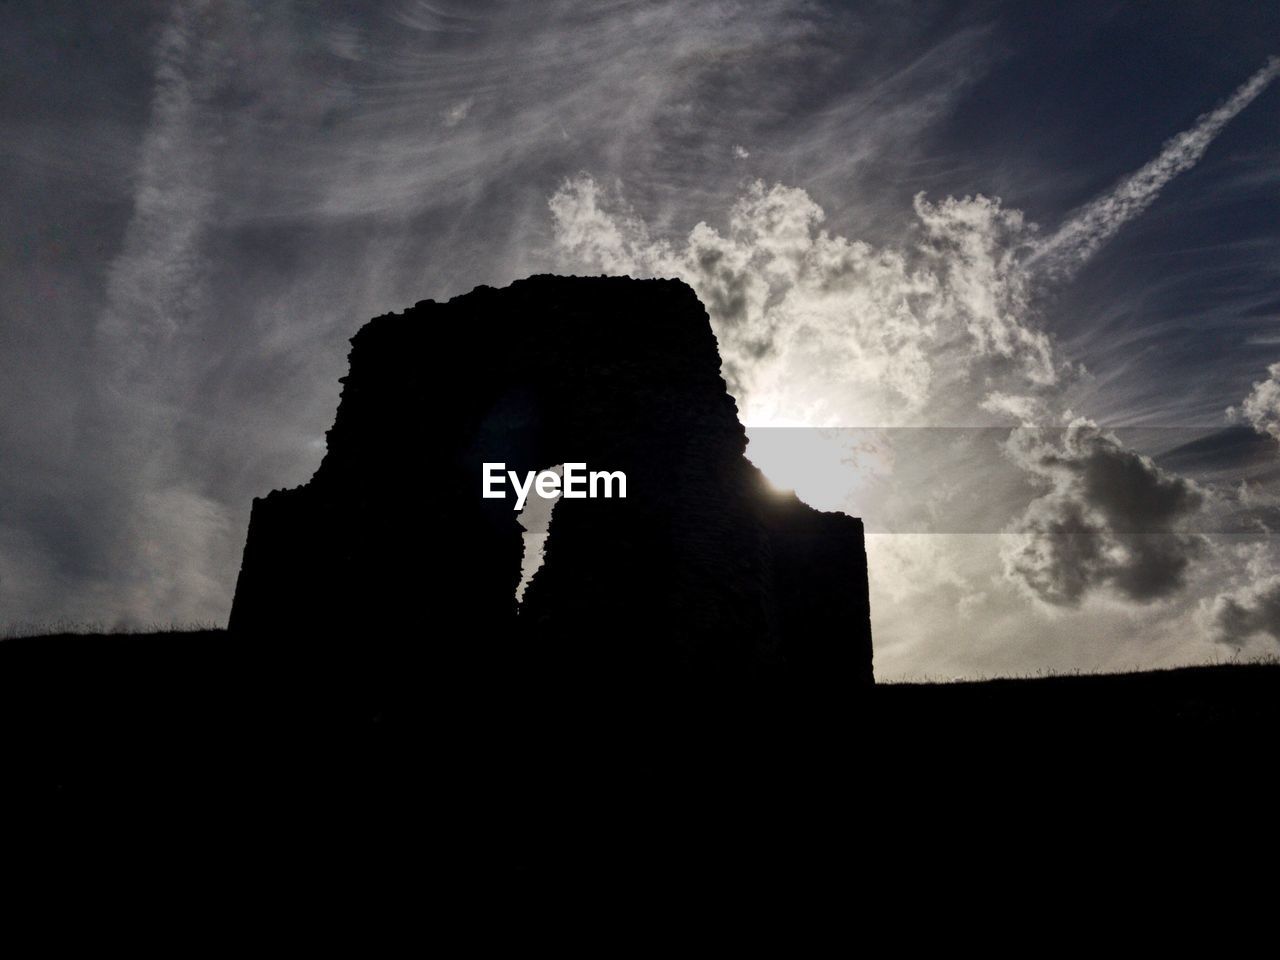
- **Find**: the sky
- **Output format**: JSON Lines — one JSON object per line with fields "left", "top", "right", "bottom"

{"left": 2, "top": 1, "right": 1278, "bottom": 679}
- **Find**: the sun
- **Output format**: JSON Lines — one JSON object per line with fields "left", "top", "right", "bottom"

{"left": 743, "top": 421, "right": 885, "bottom": 514}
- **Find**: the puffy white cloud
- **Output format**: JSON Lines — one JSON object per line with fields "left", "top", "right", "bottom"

{"left": 542, "top": 55, "right": 1280, "bottom": 670}
{"left": 1228, "top": 361, "right": 1280, "bottom": 442}
{"left": 550, "top": 175, "right": 1057, "bottom": 426}
{"left": 1001, "top": 418, "right": 1206, "bottom": 606}
{"left": 912, "top": 193, "right": 1053, "bottom": 385}
{"left": 549, "top": 61, "right": 1280, "bottom": 436}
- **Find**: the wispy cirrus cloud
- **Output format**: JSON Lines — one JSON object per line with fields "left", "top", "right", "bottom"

{"left": 84, "top": 0, "right": 238, "bottom": 626}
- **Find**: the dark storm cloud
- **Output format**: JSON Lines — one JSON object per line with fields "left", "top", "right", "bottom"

{"left": 1002, "top": 419, "right": 1206, "bottom": 606}
{"left": 1212, "top": 578, "right": 1280, "bottom": 648}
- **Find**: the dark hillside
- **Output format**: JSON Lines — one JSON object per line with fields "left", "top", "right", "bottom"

{"left": 3, "top": 629, "right": 1274, "bottom": 891}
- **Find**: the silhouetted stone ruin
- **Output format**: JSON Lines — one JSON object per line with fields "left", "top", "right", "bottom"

{"left": 229, "top": 275, "right": 872, "bottom": 705}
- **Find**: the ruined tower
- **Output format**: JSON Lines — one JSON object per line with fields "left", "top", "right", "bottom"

{"left": 229, "top": 275, "right": 873, "bottom": 700}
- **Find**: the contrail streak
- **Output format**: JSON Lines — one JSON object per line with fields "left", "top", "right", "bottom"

{"left": 96, "top": 0, "right": 213, "bottom": 371}
{"left": 1030, "top": 56, "right": 1278, "bottom": 282}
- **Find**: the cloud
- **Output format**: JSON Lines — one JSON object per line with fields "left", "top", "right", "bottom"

{"left": 912, "top": 193, "right": 1053, "bottom": 384}
{"left": 68, "top": 0, "right": 237, "bottom": 627}
{"left": 1211, "top": 576, "right": 1280, "bottom": 648}
{"left": 8, "top": 0, "right": 996, "bottom": 629}
{"left": 548, "top": 166, "right": 1234, "bottom": 621}
{"left": 1001, "top": 418, "right": 1206, "bottom": 606}
{"left": 979, "top": 391, "right": 1048, "bottom": 424}
{"left": 1228, "top": 361, "right": 1280, "bottom": 442}
{"left": 541, "top": 34, "right": 1279, "bottom": 662}
{"left": 442, "top": 97, "right": 473, "bottom": 127}
{"left": 1206, "top": 542, "right": 1280, "bottom": 649}
{"left": 95, "top": 0, "right": 215, "bottom": 372}
{"left": 550, "top": 175, "right": 1057, "bottom": 425}
{"left": 281, "top": 0, "right": 823, "bottom": 223}
{"left": 3, "top": 0, "right": 1271, "bottom": 676}
{"left": 545, "top": 49, "right": 1280, "bottom": 636}
{"left": 1030, "top": 57, "right": 1280, "bottom": 282}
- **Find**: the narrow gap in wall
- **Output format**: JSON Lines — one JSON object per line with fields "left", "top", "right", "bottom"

{"left": 515, "top": 464, "right": 562, "bottom": 606}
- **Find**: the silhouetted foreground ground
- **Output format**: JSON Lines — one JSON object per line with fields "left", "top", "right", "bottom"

{"left": 4, "top": 629, "right": 1276, "bottom": 895}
